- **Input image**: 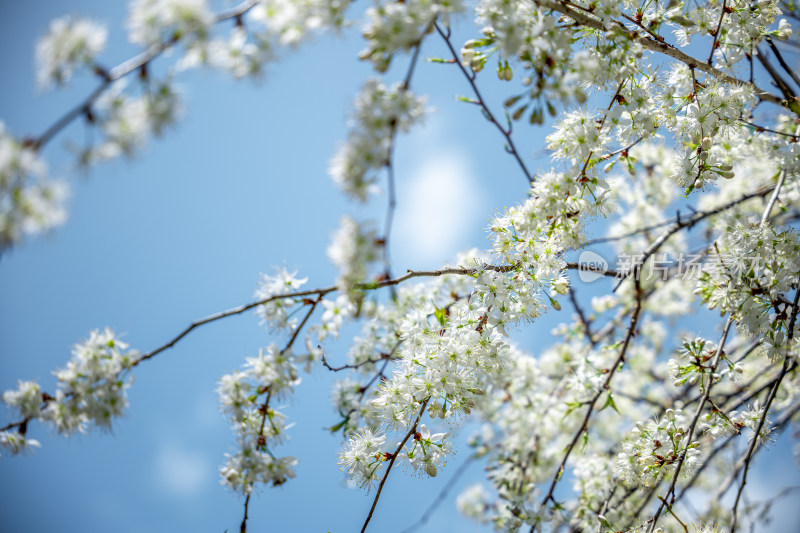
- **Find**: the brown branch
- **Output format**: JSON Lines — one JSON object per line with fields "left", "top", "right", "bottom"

{"left": 240, "top": 493, "right": 251, "bottom": 533}
{"left": 399, "top": 453, "right": 475, "bottom": 533}
{"left": 569, "top": 287, "right": 596, "bottom": 346}
{"left": 648, "top": 316, "right": 734, "bottom": 532}
{"left": 577, "top": 80, "right": 626, "bottom": 179}
{"left": 708, "top": 0, "right": 728, "bottom": 64}
{"left": 31, "top": 0, "right": 262, "bottom": 151}
{"left": 585, "top": 186, "right": 770, "bottom": 246}
{"left": 360, "top": 397, "right": 430, "bottom": 533}
{"left": 738, "top": 119, "right": 800, "bottom": 140}
{"left": 730, "top": 271, "right": 800, "bottom": 532}
{"left": 535, "top": 0, "right": 785, "bottom": 108}
{"left": 766, "top": 36, "right": 800, "bottom": 90}
{"left": 434, "top": 21, "right": 534, "bottom": 185}
{"left": 321, "top": 351, "right": 396, "bottom": 372}
{"left": 755, "top": 46, "right": 797, "bottom": 103}
{"left": 539, "top": 281, "right": 643, "bottom": 510}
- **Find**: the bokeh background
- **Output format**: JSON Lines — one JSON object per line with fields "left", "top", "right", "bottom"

{"left": 1, "top": 1, "right": 798, "bottom": 532}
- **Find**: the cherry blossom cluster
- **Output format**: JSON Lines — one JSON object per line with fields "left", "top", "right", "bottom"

{"left": 359, "top": 0, "right": 465, "bottom": 72}
{"left": 3, "top": 0, "right": 800, "bottom": 532}
{"left": 36, "top": 16, "right": 108, "bottom": 88}
{"left": 0, "top": 122, "right": 68, "bottom": 249}
{"left": 696, "top": 223, "right": 800, "bottom": 346}
{"left": 217, "top": 343, "right": 300, "bottom": 494}
{"left": 616, "top": 408, "right": 702, "bottom": 488}
{"left": 329, "top": 79, "right": 428, "bottom": 202}
{"left": 2, "top": 328, "right": 137, "bottom": 455}
{"left": 327, "top": 215, "right": 381, "bottom": 298}
{"left": 254, "top": 267, "right": 309, "bottom": 332}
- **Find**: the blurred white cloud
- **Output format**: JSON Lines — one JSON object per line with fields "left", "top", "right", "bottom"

{"left": 154, "top": 442, "right": 212, "bottom": 498}
{"left": 394, "top": 148, "right": 485, "bottom": 268}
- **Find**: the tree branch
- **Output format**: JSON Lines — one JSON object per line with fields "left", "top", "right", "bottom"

{"left": 434, "top": 21, "right": 534, "bottom": 185}
{"left": 31, "top": 0, "right": 263, "bottom": 151}
{"left": 360, "top": 397, "right": 430, "bottom": 533}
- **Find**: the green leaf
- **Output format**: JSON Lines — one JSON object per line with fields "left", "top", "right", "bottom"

{"left": 564, "top": 400, "right": 582, "bottom": 417}
{"left": 434, "top": 305, "right": 447, "bottom": 326}
{"left": 327, "top": 418, "right": 349, "bottom": 433}
{"left": 600, "top": 391, "right": 620, "bottom": 414}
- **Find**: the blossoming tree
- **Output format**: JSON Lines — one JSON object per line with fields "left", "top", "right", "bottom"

{"left": 2, "top": 0, "right": 799, "bottom": 532}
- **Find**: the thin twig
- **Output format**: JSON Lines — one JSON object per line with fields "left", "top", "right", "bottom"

{"left": 586, "top": 186, "right": 770, "bottom": 246}
{"left": 360, "top": 398, "right": 430, "bottom": 533}
{"left": 398, "top": 454, "right": 475, "bottom": 533}
{"left": 381, "top": 38, "right": 427, "bottom": 298}
{"left": 761, "top": 170, "right": 787, "bottom": 225}
{"left": 730, "top": 272, "right": 800, "bottom": 532}
{"left": 434, "top": 21, "right": 534, "bottom": 185}
{"left": 648, "top": 317, "right": 734, "bottom": 532}
{"left": 240, "top": 493, "right": 251, "bottom": 533}
{"left": 708, "top": 0, "right": 728, "bottom": 64}
{"left": 31, "top": 0, "right": 262, "bottom": 150}
{"left": 569, "top": 287, "right": 596, "bottom": 346}
{"left": 766, "top": 36, "right": 800, "bottom": 89}
{"left": 538, "top": 0, "right": 786, "bottom": 108}
{"left": 539, "top": 281, "right": 644, "bottom": 510}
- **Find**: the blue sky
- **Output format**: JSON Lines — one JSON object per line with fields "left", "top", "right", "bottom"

{"left": 0, "top": 2, "right": 537, "bottom": 531}
{"left": 0, "top": 2, "right": 798, "bottom": 532}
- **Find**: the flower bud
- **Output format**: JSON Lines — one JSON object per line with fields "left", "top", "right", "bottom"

{"left": 425, "top": 462, "right": 438, "bottom": 477}
{"left": 461, "top": 47, "right": 476, "bottom": 65}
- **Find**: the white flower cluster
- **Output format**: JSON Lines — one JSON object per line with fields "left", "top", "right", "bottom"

{"left": 327, "top": 215, "right": 381, "bottom": 297}
{"left": 249, "top": 0, "right": 350, "bottom": 47}
{"left": 330, "top": 377, "right": 380, "bottom": 435}
{"left": 675, "top": 0, "right": 782, "bottom": 67}
{"left": 360, "top": 0, "right": 465, "bottom": 72}
{"left": 83, "top": 79, "right": 182, "bottom": 163}
{"left": 696, "top": 223, "right": 800, "bottom": 347}
{"left": 338, "top": 427, "right": 388, "bottom": 486}
{"left": 254, "top": 267, "right": 309, "bottom": 332}
{"left": 456, "top": 483, "right": 492, "bottom": 524}
{"left": 329, "top": 79, "right": 428, "bottom": 203}
{"left": 339, "top": 421, "right": 450, "bottom": 486}
{"left": 547, "top": 110, "right": 609, "bottom": 164}
{"left": 699, "top": 400, "right": 773, "bottom": 444}
{"left": 1, "top": 328, "right": 137, "bottom": 455}
{"left": 665, "top": 75, "right": 756, "bottom": 192}
{"left": 179, "top": 26, "right": 270, "bottom": 78}
{"left": 667, "top": 337, "right": 738, "bottom": 391}
{"left": 217, "top": 343, "right": 300, "bottom": 494}
{"left": 36, "top": 16, "right": 108, "bottom": 89}
{"left": 180, "top": 0, "right": 350, "bottom": 77}
{"left": 128, "top": 0, "right": 214, "bottom": 46}
{"left": 335, "top": 167, "right": 611, "bottom": 498}
{"left": 617, "top": 408, "right": 701, "bottom": 487}
{"left": 327, "top": 268, "right": 476, "bottom": 434}
{"left": 0, "top": 122, "right": 68, "bottom": 251}
{"left": 491, "top": 170, "right": 606, "bottom": 265}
